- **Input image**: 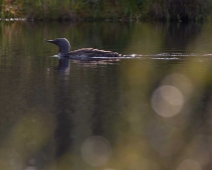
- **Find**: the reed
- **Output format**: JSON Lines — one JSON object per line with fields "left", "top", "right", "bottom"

{"left": 0, "top": 0, "right": 212, "bottom": 21}
{"left": 145, "top": 0, "right": 212, "bottom": 21}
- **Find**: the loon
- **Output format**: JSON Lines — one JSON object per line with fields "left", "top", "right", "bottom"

{"left": 45, "top": 38, "right": 122, "bottom": 59}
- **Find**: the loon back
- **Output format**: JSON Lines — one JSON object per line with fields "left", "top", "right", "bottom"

{"left": 68, "top": 48, "right": 121, "bottom": 57}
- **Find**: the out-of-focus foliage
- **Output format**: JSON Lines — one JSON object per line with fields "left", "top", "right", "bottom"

{"left": 1, "top": 0, "right": 212, "bottom": 21}
{"left": 145, "top": 0, "right": 212, "bottom": 21}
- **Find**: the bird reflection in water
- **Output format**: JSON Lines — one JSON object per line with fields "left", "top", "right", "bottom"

{"left": 55, "top": 57, "right": 119, "bottom": 71}
{"left": 56, "top": 58, "right": 70, "bottom": 71}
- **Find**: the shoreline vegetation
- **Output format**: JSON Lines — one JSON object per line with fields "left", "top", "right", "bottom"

{"left": 1, "top": 0, "right": 212, "bottom": 22}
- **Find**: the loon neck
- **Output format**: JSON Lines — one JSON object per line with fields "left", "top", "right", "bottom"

{"left": 58, "top": 48, "right": 69, "bottom": 57}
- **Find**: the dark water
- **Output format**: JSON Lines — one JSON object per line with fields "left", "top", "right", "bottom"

{"left": 1, "top": 21, "right": 212, "bottom": 170}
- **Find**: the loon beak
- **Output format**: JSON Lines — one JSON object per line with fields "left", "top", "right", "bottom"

{"left": 45, "top": 39, "right": 61, "bottom": 53}
{"left": 45, "top": 39, "right": 55, "bottom": 43}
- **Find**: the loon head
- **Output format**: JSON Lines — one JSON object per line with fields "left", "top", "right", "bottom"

{"left": 45, "top": 38, "right": 71, "bottom": 57}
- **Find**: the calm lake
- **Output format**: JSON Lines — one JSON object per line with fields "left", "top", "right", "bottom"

{"left": 0, "top": 21, "right": 212, "bottom": 170}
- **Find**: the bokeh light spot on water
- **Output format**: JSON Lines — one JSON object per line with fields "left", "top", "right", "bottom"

{"left": 146, "top": 124, "right": 183, "bottom": 156}
{"left": 81, "top": 136, "right": 112, "bottom": 166}
{"left": 151, "top": 85, "right": 184, "bottom": 117}
{"left": 161, "top": 73, "right": 193, "bottom": 98}
{"left": 185, "top": 135, "right": 212, "bottom": 165}
{"left": 125, "top": 154, "right": 160, "bottom": 170}
{"left": 176, "top": 159, "right": 202, "bottom": 170}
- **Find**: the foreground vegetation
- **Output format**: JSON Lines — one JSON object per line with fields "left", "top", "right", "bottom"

{"left": 1, "top": 0, "right": 212, "bottom": 21}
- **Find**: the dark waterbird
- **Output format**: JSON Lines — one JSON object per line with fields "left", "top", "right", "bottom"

{"left": 45, "top": 38, "right": 122, "bottom": 59}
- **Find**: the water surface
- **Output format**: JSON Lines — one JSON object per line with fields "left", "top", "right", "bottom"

{"left": 0, "top": 21, "right": 212, "bottom": 170}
